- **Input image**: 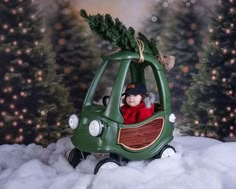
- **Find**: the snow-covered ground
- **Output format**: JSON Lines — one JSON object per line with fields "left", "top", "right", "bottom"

{"left": 0, "top": 136, "right": 236, "bottom": 189}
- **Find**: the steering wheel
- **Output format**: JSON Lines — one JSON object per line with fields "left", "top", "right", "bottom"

{"left": 102, "top": 95, "right": 110, "bottom": 106}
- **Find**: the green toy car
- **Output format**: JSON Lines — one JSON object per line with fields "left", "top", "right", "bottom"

{"left": 67, "top": 50, "right": 176, "bottom": 174}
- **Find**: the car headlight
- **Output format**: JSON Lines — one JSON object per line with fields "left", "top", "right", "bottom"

{"left": 88, "top": 120, "right": 104, "bottom": 137}
{"left": 169, "top": 113, "right": 176, "bottom": 123}
{"left": 68, "top": 114, "right": 79, "bottom": 129}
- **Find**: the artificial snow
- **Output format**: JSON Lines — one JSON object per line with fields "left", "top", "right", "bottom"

{"left": 0, "top": 136, "right": 236, "bottom": 189}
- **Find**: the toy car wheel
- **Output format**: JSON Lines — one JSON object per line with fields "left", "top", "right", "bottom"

{"left": 67, "top": 148, "right": 89, "bottom": 168}
{"left": 158, "top": 145, "right": 176, "bottom": 158}
{"left": 94, "top": 158, "right": 121, "bottom": 174}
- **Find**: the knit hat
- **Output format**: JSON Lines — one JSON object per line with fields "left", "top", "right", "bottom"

{"left": 124, "top": 83, "right": 147, "bottom": 96}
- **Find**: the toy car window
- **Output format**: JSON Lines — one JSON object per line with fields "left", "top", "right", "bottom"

{"left": 92, "top": 60, "right": 121, "bottom": 105}
{"left": 144, "top": 65, "right": 161, "bottom": 111}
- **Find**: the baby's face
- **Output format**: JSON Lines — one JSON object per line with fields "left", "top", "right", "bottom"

{"left": 125, "top": 94, "right": 142, "bottom": 107}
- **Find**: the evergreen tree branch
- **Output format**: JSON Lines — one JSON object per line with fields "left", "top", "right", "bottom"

{"left": 80, "top": 9, "right": 159, "bottom": 58}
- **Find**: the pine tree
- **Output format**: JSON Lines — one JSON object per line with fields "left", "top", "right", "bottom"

{"left": 142, "top": 0, "right": 174, "bottom": 48}
{"left": 161, "top": 0, "right": 205, "bottom": 120}
{"left": 180, "top": 0, "right": 236, "bottom": 141}
{"left": 0, "top": 0, "right": 73, "bottom": 145}
{"left": 49, "top": 0, "right": 100, "bottom": 112}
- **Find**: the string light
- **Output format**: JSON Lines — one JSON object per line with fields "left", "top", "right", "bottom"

{"left": 16, "top": 135, "right": 24, "bottom": 143}
{"left": 27, "top": 120, "right": 32, "bottom": 125}
{"left": 194, "top": 120, "right": 199, "bottom": 125}
{"left": 222, "top": 117, "right": 227, "bottom": 122}
{"left": 13, "top": 95, "right": 18, "bottom": 100}
{"left": 9, "top": 28, "right": 14, "bottom": 33}
{"left": 11, "top": 9, "right": 17, "bottom": 15}
{"left": 212, "top": 69, "right": 217, "bottom": 75}
{"left": 208, "top": 109, "right": 214, "bottom": 114}
{"left": 18, "top": 23, "right": 23, "bottom": 27}
{"left": 41, "top": 111, "right": 46, "bottom": 116}
{"left": 162, "top": 2, "right": 169, "bottom": 8}
{"left": 16, "top": 50, "right": 22, "bottom": 55}
{"left": 5, "top": 48, "right": 11, "bottom": 53}
{"left": 37, "top": 70, "right": 43, "bottom": 76}
{"left": 22, "top": 108, "right": 27, "bottom": 113}
{"left": 222, "top": 48, "right": 228, "bottom": 53}
{"left": 3, "top": 24, "right": 9, "bottom": 29}
{"left": 9, "top": 67, "right": 15, "bottom": 72}
{"left": 228, "top": 90, "right": 233, "bottom": 95}
{"left": 14, "top": 111, "right": 19, "bottom": 116}
{"left": 7, "top": 87, "right": 13, "bottom": 93}
{"left": 194, "top": 131, "right": 199, "bottom": 136}
{"left": 18, "top": 7, "right": 23, "bottom": 13}
{"left": 40, "top": 28, "right": 45, "bottom": 33}
{"left": 1, "top": 112, "right": 7, "bottom": 116}
{"left": 225, "top": 28, "right": 231, "bottom": 34}
{"left": 4, "top": 75, "right": 10, "bottom": 81}
{"left": 20, "top": 91, "right": 27, "bottom": 97}
{"left": 35, "top": 134, "right": 43, "bottom": 143}
{"left": 5, "top": 135, "right": 12, "bottom": 141}
{"left": 22, "top": 28, "right": 27, "bottom": 34}
{"left": 209, "top": 28, "right": 213, "bottom": 33}
{"left": 27, "top": 79, "right": 32, "bottom": 84}
{"left": 56, "top": 133, "right": 61, "bottom": 137}
{"left": 34, "top": 41, "right": 39, "bottom": 46}
{"left": 31, "top": 14, "right": 36, "bottom": 20}
{"left": 25, "top": 49, "right": 31, "bottom": 54}
{"left": 0, "top": 35, "right": 5, "bottom": 41}
{"left": 188, "top": 38, "right": 195, "bottom": 45}
{"left": 37, "top": 77, "right": 43, "bottom": 81}
{"left": 9, "top": 104, "right": 15, "bottom": 109}
{"left": 226, "top": 106, "right": 231, "bottom": 111}
{"left": 17, "top": 59, "right": 23, "bottom": 65}
{"left": 58, "top": 38, "right": 66, "bottom": 45}
{"left": 151, "top": 16, "right": 158, "bottom": 22}
{"left": 222, "top": 78, "right": 226, "bottom": 82}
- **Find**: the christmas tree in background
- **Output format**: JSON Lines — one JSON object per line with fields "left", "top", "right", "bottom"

{"left": 0, "top": 0, "right": 73, "bottom": 145}
{"left": 160, "top": 0, "right": 205, "bottom": 120}
{"left": 49, "top": 0, "right": 100, "bottom": 112}
{"left": 180, "top": 0, "right": 236, "bottom": 141}
{"left": 143, "top": 0, "right": 174, "bottom": 49}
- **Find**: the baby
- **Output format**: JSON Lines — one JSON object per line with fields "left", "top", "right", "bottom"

{"left": 121, "top": 83, "right": 155, "bottom": 124}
